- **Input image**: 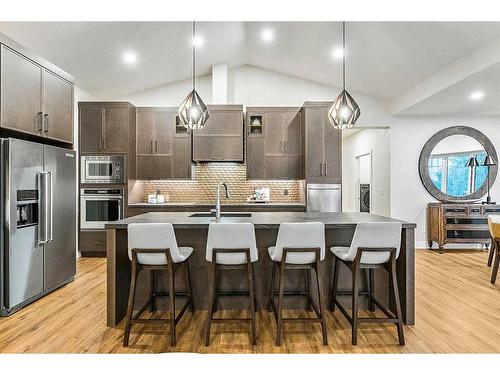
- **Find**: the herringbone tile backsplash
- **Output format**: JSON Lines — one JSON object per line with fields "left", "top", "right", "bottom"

{"left": 142, "top": 163, "right": 303, "bottom": 204}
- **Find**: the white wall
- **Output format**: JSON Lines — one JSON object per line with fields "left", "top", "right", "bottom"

{"left": 117, "top": 74, "right": 212, "bottom": 107}
{"left": 116, "top": 64, "right": 500, "bottom": 249}
{"left": 119, "top": 65, "right": 392, "bottom": 126}
{"left": 342, "top": 128, "right": 391, "bottom": 216}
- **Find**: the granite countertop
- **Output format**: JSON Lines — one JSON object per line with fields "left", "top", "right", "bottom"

{"left": 128, "top": 202, "right": 306, "bottom": 207}
{"left": 106, "top": 211, "right": 416, "bottom": 229}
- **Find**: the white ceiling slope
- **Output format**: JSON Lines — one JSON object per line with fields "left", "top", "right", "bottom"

{"left": 1, "top": 21, "right": 500, "bottom": 115}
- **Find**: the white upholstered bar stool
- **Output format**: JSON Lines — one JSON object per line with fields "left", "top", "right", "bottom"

{"left": 204, "top": 222, "right": 258, "bottom": 346}
{"left": 330, "top": 222, "right": 404, "bottom": 346}
{"left": 487, "top": 215, "right": 500, "bottom": 284}
{"left": 123, "top": 223, "right": 194, "bottom": 347}
{"left": 268, "top": 222, "right": 328, "bottom": 346}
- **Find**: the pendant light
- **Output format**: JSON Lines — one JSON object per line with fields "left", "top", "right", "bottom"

{"left": 328, "top": 21, "right": 360, "bottom": 129}
{"left": 178, "top": 21, "right": 209, "bottom": 129}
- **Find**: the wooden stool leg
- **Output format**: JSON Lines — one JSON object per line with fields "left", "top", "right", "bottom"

{"left": 268, "top": 261, "right": 276, "bottom": 311}
{"left": 389, "top": 260, "right": 405, "bottom": 345}
{"left": 315, "top": 262, "right": 328, "bottom": 345}
{"left": 491, "top": 241, "right": 500, "bottom": 284}
{"left": 330, "top": 256, "right": 339, "bottom": 311}
{"left": 488, "top": 240, "right": 496, "bottom": 267}
{"left": 368, "top": 268, "right": 375, "bottom": 312}
{"left": 123, "top": 262, "right": 139, "bottom": 347}
{"left": 149, "top": 270, "right": 156, "bottom": 313}
{"left": 247, "top": 259, "right": 257, "bottom": 345}
{"left": 168, "top": 265, "right": 176, "bottom": 347}
{"left": 213, "top": 265, "right": 218, "bottom": 313}
{"left": 204, "top": 261, "right": 217, "bottom": 346}
{"left": 185, "top": 259, "right": 195, "bottom": 313}
{"left": 306, "top": 268, "right": 312, "bottom": 311}
{"left": 252, "top": 264, "right": 258, "bottom": 312}
{"left": 351, "top": 264, "right": 359, "bottom": 346}
{"left": 275, "top": 262, "right": 285, "bottom": 346}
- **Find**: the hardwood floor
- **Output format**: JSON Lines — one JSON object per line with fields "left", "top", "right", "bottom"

{"left": 0, "top": 249, "right": 499, "bottom": 353}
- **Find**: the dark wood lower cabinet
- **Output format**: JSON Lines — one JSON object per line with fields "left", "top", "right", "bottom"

{"left": 79, "top": 231, "right": 107, "bottom": 257}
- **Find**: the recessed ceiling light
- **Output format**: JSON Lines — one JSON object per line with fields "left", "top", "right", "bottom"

{"left": 331, "top": 47, "right": 344, "bottom": 60}
{"left": 261, "top": 29, "right": 274, "bottom": 42}
{"left": 193, "top": 36, "right": 204, "bottom": 47}
{"left": 469, "top": 91, "right": 485, "bottom": 101}
{"left": 122, "top": 51, "right": 137, "bottom": 65}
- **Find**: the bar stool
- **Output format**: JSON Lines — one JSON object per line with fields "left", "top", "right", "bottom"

{"left": 330, "top": 222, "right": 404, "bottom": 346}
{"left": 268, "top": 222, "right": 328, "bottom": 346}
{"left": 487, "top": 215, "right": 500, "bottom": 284}
{"left": 123, "top": 223, "right": 194, "bottom": 347}
{"left": 204, "top": 222, "right": 258, "bottom": 346}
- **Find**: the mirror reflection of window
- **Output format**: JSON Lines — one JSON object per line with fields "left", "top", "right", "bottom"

{"left": 427, "top": 135, "right": 486, "bottom": 197}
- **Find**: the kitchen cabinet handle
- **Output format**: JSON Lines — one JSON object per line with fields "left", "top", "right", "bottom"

{"left": 155, "top": 140, "right": 158, "bottom": 155}
{"left": 150, "top": 141, "right": 153, "bottom": 154}
{"left": 43, "top": 114, "right": 49, "bottom": 134}
{"left": 38, "top": 112, "right": 43, "bottom": 132}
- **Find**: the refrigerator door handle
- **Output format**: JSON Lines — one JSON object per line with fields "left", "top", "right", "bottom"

{"left": 37, "top": 172, "right": 49, "bottom": 246}
{"left": 47, "top": 171, "right": 53, "bottom": 242}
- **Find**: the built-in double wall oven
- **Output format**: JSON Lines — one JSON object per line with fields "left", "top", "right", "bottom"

{"left": 80, "top": 188, "right": 124, "bottom": 229}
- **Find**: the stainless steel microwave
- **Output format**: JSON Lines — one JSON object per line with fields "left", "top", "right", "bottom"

{"left": 81, "top": 155, "right": 124, "bottom": 184}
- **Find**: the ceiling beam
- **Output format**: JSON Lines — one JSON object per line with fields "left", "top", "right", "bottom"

{"left": 390, "top": 34, "right": 500, "bottom": 115}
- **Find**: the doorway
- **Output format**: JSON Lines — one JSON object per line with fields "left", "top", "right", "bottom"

{"left": 356, "top": 152, "right": 372, "bottom": 212}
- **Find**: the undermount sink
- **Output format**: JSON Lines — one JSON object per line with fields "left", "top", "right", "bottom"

{"left": 189, "top": 213, "right": 252, "bottom": 218}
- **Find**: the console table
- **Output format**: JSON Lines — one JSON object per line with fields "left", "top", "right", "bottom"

{"left": 428, "top": 202, "right": 500, "bottom": 253}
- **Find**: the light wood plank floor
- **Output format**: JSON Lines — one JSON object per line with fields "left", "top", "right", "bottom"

{"left": 0, "top": 249, "right": 499, "bottom": 353}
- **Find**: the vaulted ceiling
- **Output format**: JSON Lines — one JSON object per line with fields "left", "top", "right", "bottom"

{"left": 1, "top": 21, "right": 500, "bottom": 115}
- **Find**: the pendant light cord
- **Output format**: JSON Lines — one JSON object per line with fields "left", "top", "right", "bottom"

{"left": 342, "top": 21, "right": 346, "bottom": 92}
{"left": 192, "top": 21, "right": 196, "bottom": 91}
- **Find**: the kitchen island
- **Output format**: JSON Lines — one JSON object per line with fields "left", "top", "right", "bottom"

{"left": 105, "top": 212, "right": 416, "bottom": 327}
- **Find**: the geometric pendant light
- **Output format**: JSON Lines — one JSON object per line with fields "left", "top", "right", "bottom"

{"left": 328, "top": 21, "right": 361, "bottom": 129}
{"left": 178, "top": 21, "right": 209, "bottom": 129}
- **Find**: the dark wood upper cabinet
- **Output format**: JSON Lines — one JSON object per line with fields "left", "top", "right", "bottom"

{"left": 0, "top": 41, "right": 74, "bottom": 145}
{"left": 79, "top": 102, "right": 135, "bottom": 154}
{"left": 303, "top": 102, "right": 342, "bottom": 183}
{"left": 136, "top": 155, "right": 173, "bottom": 180}
{"left": 0, "top": 45, "right": 43, "bottom": 136}
{"left": 103, "top": 108, "right": 129, "bottom": 153}
{"left": 79, "top": 107, "right": 103, "bottom": 153}
{"left": 246, "top": 107, "right": 303, "bottom": 180}
{"left": 135, "top": 107, "right": 191, "bottom": 180}
{"left": 43, "top": 70, "right": 73, "bottom": 143}
{"left": 192, "top": 105, "right": 243, "bottom": 162}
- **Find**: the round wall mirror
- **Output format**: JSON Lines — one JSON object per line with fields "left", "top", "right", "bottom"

{"left": 419, "top": 126, "right": 498, "bottom": 202}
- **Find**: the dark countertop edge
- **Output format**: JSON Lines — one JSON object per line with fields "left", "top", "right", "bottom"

{"left": 128, "top": 203, "right": 306, "bottom": 207}
{"left": 106, "top": 212, "right": 417, "bottom": 230}
{"left": 106, "top": 222, "right": 416, "bottom": 229}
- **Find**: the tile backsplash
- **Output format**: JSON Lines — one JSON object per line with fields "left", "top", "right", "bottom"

{"left": 141, "top": 163, "right": 304, "bottom": 204}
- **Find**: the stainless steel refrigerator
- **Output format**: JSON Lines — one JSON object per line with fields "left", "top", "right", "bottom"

{"left": 0, "top": 138, "right": 76, "bottom": 316}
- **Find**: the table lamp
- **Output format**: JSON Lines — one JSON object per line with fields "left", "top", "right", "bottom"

{"left": 482, "top": 154, "right": 497, "bottom": 205}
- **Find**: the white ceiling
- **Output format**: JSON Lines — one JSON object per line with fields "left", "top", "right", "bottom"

{"left": 1, "top": 21, "right": 500, "bottom": 115}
